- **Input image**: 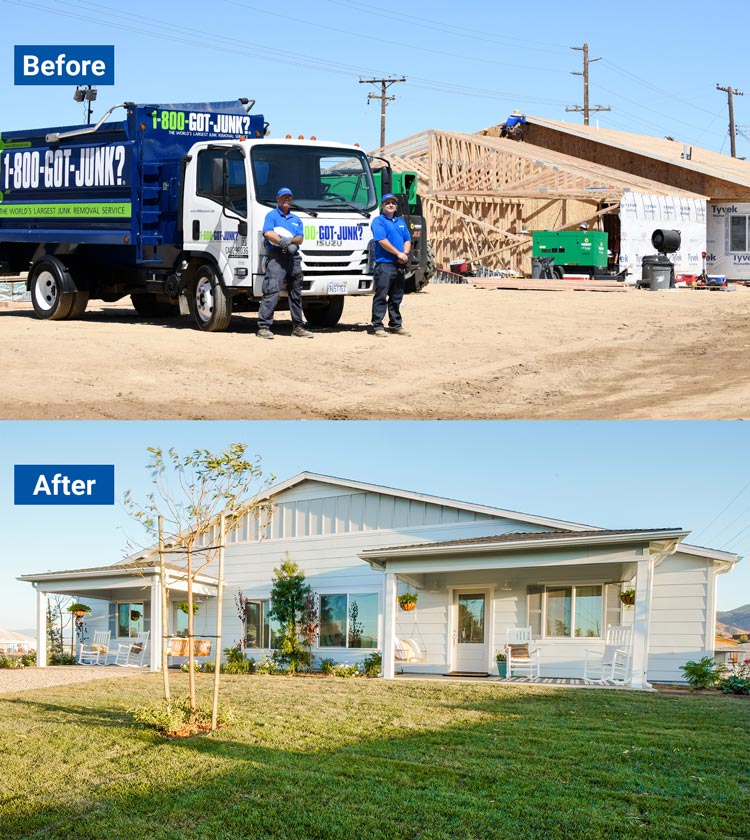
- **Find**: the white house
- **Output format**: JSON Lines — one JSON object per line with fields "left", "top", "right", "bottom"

{"left": 19, "top": 473, "right": 739, "bottom": 688}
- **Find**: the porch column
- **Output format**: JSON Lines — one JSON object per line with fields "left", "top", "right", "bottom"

{"left": 150, "top": 576, "right": 161, "bottom": 672}
{"left": 35, "top": 587, "right": 47, "bottom": 668}
{"left": 630, "top": 555, "right": 655, "bottom": 689}
{"left": 383, "top": 572, "right": 397, "bottom": 679}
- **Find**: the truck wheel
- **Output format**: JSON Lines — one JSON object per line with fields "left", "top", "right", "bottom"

{"left": 65, "top": 290, "right": 90, "bottom": 319}
{"left": 131, "top": 294, "right": 180, "bottom": 318}
{"left": 29, "top": 257, "right": 73, "bottom": 320}
{"left": 189, "top": 264, "right": 232, "bottom": 332}
{"left": 302, "top": 296, "right": 344, "bottom": 327}
{"left": 553, "top": 265, "right": 564, "bottom": 280}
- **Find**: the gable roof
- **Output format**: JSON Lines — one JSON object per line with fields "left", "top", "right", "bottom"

{"left": 247, "top": 471, "right": 596, "bottom": 531}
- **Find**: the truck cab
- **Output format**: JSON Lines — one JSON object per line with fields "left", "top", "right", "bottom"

{"left": 181, "top": 138, "right": 377, "bottom": 331}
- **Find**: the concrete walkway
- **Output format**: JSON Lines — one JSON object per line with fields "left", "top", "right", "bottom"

{"left": 0, "top": 665, "right": 149, "bottom": 695}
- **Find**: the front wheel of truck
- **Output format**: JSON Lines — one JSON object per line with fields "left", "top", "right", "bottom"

{"left": 29, "top": 257, "right": 74, "bottom": 320}
{"left": 189, "top": 264, "right": 232, "bottom": 332}
{"left": 302, "top": 295, "right": 345, "bottom": 328}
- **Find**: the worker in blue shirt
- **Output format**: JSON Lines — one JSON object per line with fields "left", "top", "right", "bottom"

{"left": 258, "top": 187, "right": 314, "bottom": 339}
{"left": 370, "top": 193, "right": 411, "bottom": 336}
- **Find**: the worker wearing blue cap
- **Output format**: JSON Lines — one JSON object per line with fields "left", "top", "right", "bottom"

{"left": 370, "top": 193, "right": 411, "bottom": 336}
{"left": 258, "top": 187, "right": 314, "bottom": 339}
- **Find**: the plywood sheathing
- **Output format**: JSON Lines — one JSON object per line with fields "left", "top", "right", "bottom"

{"left": 374, "top": 130, "right": 704, "bottom": 273}
{"left": 512, "top": 117, "right": 750, "bottom": 203}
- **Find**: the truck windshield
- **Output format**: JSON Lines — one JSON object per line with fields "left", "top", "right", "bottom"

{"left": 251, "top": 145, "right": 377, "bottom": 213}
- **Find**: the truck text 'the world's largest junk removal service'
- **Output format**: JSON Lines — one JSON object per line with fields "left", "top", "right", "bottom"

{"left": 0, "top": 99, "right": 377, "bottom": 330}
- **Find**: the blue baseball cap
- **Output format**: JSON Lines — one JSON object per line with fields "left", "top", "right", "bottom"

{"left": 381, "top": 193, "right": 397, "bottom": 203}
{"left": 276, "top": 187, "right": 293, "bottom": 197}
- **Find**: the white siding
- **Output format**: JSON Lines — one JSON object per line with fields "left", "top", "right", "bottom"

{"left": 647, "top": 552, "right": 712, "bottom": 683}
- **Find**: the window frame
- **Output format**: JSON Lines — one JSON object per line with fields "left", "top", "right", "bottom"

{"left": 728, "top": 214, "right": 750, "bottom": 253}
{"left": 117, "top": 601, "right": 144, "bottom": 639}
{"left": 318, "top": 591, "right": 379, "bottom": 650}
{"left": 527, "top": 583, "right": 618, "bottom": 640}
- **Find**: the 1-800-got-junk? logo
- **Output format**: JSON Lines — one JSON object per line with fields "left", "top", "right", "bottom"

{"left": 14, "top": 45, "right": 115, "bottom": 85}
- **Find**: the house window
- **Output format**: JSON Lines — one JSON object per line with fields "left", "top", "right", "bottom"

{"left": 175, "top": 605, "right": 189, "bottom": 637}
{"left": 117, "top": 602, "right": 144, "bottom": 638}
{"left": 729, "top": 215, "right": 750, "bottom": 252}
{"left": 243, "top": 599, "right": 282, "bottom": 649}
{"left": 527, "top": 585, "right": 604, "bottom": 638}
{"left": 319, "top": 593, "right": 378, "bottom": 648}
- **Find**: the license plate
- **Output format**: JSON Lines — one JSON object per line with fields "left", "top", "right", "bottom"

{"left": 327, "top": 282, "right": 348, "bottom": 294}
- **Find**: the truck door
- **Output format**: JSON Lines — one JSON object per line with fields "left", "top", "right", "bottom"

{"left": 188, "top": 146, "right": 250, "bottom": 289}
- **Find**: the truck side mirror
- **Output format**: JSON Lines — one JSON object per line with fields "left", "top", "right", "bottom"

{"left": 238, "top": 221, "right": 248, "bottom": 237}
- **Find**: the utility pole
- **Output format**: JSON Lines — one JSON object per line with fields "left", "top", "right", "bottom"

{"left": 717, "top": 83, "right": 744, "bottom": 158}
{"left": 566, "top": 43, "right": 610, "bottom": 126}
{"left": 359, "top": 76, "right": 405, "bottom": 148}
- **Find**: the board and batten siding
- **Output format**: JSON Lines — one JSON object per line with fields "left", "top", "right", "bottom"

{"left": 647, "top": 552, "right": 712, "bottom": 683}
{"left": 201, "top": 483, "right": 510, "bottom": 548}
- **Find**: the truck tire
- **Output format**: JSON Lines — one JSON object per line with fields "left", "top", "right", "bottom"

{"left": 131, "top": 293, "right": 180, "bottom": 318}
{"left": 405, "top": 243, "right": 435, "bottom": 293}
{"left": 302, "top": 295, "right": 344, "bottom": 327}
{"left": 29, "top": 257, "right": 74, "bottom": 320}
{"left": 189, "top": 264, "right": 232, "bottom": 332}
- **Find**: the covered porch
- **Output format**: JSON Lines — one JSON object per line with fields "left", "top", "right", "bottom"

{"left": 362, "top": 528, "right": 689, "bottom": 689}
{"left": 19, "top": 561, "right": 219, "bottom": 672}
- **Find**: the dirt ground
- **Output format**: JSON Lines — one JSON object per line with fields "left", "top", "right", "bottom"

{"left": 2, "top": 283, "right": 750, "bottom": 420}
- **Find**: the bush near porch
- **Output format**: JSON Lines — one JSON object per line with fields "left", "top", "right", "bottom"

{"left": 1, "top": 675, "right": 747, "bottom": 840}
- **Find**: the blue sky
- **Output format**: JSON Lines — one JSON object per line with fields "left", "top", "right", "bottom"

{"left": 1, "top": 421, "right": 748, "bottom": 629}
{"left": 1, "top": 0, "right": 749, "bottom": 156}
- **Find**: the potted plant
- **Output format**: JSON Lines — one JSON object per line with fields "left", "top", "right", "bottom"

{"left": 130, "top": 609, "right": 142, "bottom": 622}
{"left": 620, "top": 589, "right": 636, "bottom": 607}
{"left": 398, "top": 593, "right": 418, "bottom": 611}
{"left": 67, "top": 602, "right": 92, "bottom": 618}
{"left": 178, "top": 601, "right": 199, "bottom": 615}
{"left": 496, "top": 650, "right": 507, "bottom": 678}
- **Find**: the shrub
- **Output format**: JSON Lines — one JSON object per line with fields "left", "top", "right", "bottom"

{"left": 362, "top": 652, "right": 382, "bottom": 678}
{"left": 254, "top": 654, "right": 279, "bottom": 675}
{"left": 129, "top": 696, "right": 235, "bottom": 736}
{"left": 680, "top": 656, "right": 724, "bottom": 690}
{"left": 201, "top": 660, "right": 216, "bottom": 673}
{"left": 333, "top": 662, "right": 361, "bottom": 679}
{"left": 179, "top": 661, "right": 201, "bottom": 672}
{"left": 720, "top": 659, "right": 750, "bottom": 695}
{"left": 20, "top": 651, "right": 36, "bottom": 667}
{"left": 0, "top": 655, "right": 22, "bottom": 669}
{"left": 319, "top": 657, "right": 336, "bottom": 676}
{"left": 49, "top": 652, "right": 77, "bottom": 665}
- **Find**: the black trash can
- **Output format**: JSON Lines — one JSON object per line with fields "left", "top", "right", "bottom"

{"left": 641, "top": 254, "right": 673, "bottom": 290}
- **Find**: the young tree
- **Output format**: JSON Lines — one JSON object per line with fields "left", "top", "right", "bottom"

{"left": 270, "top": 555, "right": 312, "bottom": 673}
{"left": 125, "top": 443, "right": 272, "bottom": 728}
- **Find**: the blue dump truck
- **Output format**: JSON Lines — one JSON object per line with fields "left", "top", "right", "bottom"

{"left": 0, "top": 100, "right": 377, "bottom": 330}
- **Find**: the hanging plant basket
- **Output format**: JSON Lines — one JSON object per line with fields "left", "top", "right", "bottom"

{"left": 620, "top": 589, "right": 636, "bottom": 607}
{"left": 398, "top": 593, "right": 418, "bottom": 611}
{"left": 67, "top": 602, "right": 92, "bottom": 619}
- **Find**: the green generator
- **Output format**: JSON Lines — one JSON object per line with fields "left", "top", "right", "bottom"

{"left": 532, "top": 231, "right": 608, "bottom": 270}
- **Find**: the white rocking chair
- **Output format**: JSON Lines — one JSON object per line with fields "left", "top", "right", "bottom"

{"left": 78, "top": 630, "right": 111, "bottom": 665}
{"left": 505, "top": 627, "right": 541, "bottom": 679}
{"left": 114, "top": 631, "right": 150, "bottom": 667}
{"left": 584, "top": 625, "right": 632, "bottom": 684}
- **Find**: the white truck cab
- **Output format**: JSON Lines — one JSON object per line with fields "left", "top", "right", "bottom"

{"left": 181, "top": 138, "right": 377, "bottom": 331}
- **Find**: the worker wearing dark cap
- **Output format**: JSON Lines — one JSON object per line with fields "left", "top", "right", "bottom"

{"left": 370, "top": 193, "right": 411, "bottom": 337}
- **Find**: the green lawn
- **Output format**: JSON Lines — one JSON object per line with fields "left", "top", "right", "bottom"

{"left": 1, "top": 674, "right": 748, "bottom": 840}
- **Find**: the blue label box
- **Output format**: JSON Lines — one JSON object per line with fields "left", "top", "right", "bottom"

{"left": 14, "top": 465, "right": 115, "bottom": 505}
{"left": 14, "top": 45, "right": 115, "bottom": 85}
